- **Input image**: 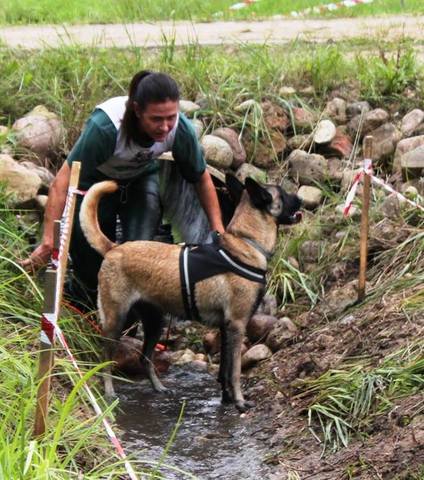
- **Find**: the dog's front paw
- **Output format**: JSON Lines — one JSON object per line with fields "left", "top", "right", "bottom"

{"left": 235, "top": 399, "right": 255, "bottom": 413}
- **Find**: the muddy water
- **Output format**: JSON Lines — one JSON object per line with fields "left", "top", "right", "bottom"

{"left": 116, "top": 366, "right": 272, "bottom": 479}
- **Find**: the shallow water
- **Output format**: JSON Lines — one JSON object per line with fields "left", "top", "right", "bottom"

{"left": 115, "top": 366, "right": 272, "bottom": 480}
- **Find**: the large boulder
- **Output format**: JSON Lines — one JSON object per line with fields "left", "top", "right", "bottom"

{"left": 324, "top": 97, "right": 347, "bottom": 125}
{"left": 265, "top": 317, "right": 298, "bottom": 352}
{"left": 393, "top": 135, "right": 424, "bottom": 172}
{"left": 262, "top": 100, "right": 290, "bottom": 131}
{"left": 0, "top": 154, "right": 42, "bottom": 203}
{"left": 241, "top": 344, "right": 272, "bottom": 369}
{"left": 212, "top": 127, "right": 246, "bottom": 169}
{"left": 179, "top": 100, "right": 201, "bottom": 116}
{"left": 251, "top": 130, "right": 287, "bottom": 169}
{"left": 348, "top": 108, "right": 389, "bottom": 137}
{"left": 368, "top": 123, "right": 402, "bottom": 162}
{"left": 297, "top": 185, "right": 323, "bottom": 209}
{"left": 12, "top": 105, "right": 63, "bottom": 160}
{"left": 235, "top": 163, "right": 267, "bottom": 183}
{"left": 287, "top": 150, "right": 329, "bottom": 185}
{"left": 20, "top": 161, "right": 54, "bottom": 191}
{"left": 201, "top": 135, "right": 233, "bottom": 169}
{"left": 401, "top": 109, "right": 424, "bottom": 137}
{"left": 292, "top": 107, "right": 316, "bottom": 132}
{"left": 346, "top": 101, "right": 371, "bottom": 119}
{"left": 246, "top": 314, "right": 278, "bottom": 343}
{"left": 400, "top": 146, "right": 424, "bottom": 180}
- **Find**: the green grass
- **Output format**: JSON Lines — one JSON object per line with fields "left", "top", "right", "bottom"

{"left": 0, "top": 0, "right": 423, "bottom": 25}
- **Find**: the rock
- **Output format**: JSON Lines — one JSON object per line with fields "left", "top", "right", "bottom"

{"left": 299, "top": 86, "right": 315, "bottom": 96}
{"left": 246, "top": 314, "right": 278, "bottom": 343}
{"left": 257, "top": 293, "right": 278, "bottom": 316}
{"left": 20, "top": 161, "right": 54, "bottom": 190}
{"left": 401, "top": 109, "right": 424, "bottom": 137}
{"left": 203, "top": 331, "right": 220, "bottom": 355}
{"left": 251, "top": 130, "right": 287, "bottom": 169}
{"left": 381, "top": 194, "right": 401, "bottom": 219}
{"left": 179, "top": 100, "right": 200, "bottom": 116}
{"left": 287, "top": 149, "right": 329, "bottom": 185}
{"left": 12, "top": 105, "right": 63, "bottom": 159}
{"left": 266, "top": 317, "right": 298, "bottom": 352}
{"left": 346, "top": 101, "right": 371, "bottom": 119}
{"left": 191, "top": 360, "right": 208, "bottom": 371}
{"left": 315, "top": 333, "right": 335, "bottom": 350}
{"left": 313, "top": 120, "right": 337, "bottom": 144}
{"left": 201, "top": 135, "right": 233, "bottom": 169}
{"left": 212, "top": 127, "right": 246, "bottom": 169}
{"left": 319, "top": 280, "right": 358, "bottom": 317}
{"left": 235, "top": 99, "right": 260, "bottom": 113}
{"left": 235, "top": 163, "right": 267, "bottom": 183}
{"left": 174, "top": 348, "right": 197, "bottom": 365}
{"left": 401, "top": 184, "right": 419, "bottom": 199}
{"left": 393, "top": 135, "right": 424, "bottom": 172}
{"left": 370, "top": 218, "right": 409, "bottom": 248}
{"left": 278, "top": 86, "right": 296, "bottom": 97}
{"left": 297, "top": 185, "right": 323, "bottom": 209}
{"left": 299, "top": 240, "right": 322, "bottom": 263}
{"left": 287, "top": 134, "right": 313, "bottom": 151}
{"left": 327, "top": 157, "right": 344, "bottom": 183}
{"left": 190, "top": 118, "right": 204, "bottom": 138}
{"left": 241, "top": 344, "right": 272, "bottom": 369}
{"left": 324, "top": 97, "right": 347, "bottom": 124}
{"left": 292, "top": 107, "right": 316, "bottom": 132}
{"left": 288, "top": 256, "right": 300, "bottom": 270}
{"left": 324, "top": 129, "right": 353, "bottom": 158}
{"left": 348, "top": 108, "right": 389, "bottom": 137}
{"left": 0, "top": 153, "right": 42, "bottom": 204}
{"left": 400, "top": 146, "right": 424, "bottom": 180}
{"left": 262, "top": 100, "right": 290, "bottom": 131}
{"left": 369, "top": 123, "right": 402, "bottom": 162}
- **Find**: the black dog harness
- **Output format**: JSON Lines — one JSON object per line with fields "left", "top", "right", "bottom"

{"left": 179, "top": 233, "right": 266, "bottom": 321}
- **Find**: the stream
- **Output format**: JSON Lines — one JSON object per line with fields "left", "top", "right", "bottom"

{"left": 116, "top": 366, "right": 272, "bottom": 479}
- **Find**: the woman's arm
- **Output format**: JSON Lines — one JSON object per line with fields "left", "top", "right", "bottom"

{"left": 194, "top": 170, "right": 225, "bottom": 234}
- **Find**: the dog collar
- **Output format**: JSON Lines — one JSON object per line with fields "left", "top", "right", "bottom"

{"left": 240, "top": 236, "right": 273, "bottom": 261}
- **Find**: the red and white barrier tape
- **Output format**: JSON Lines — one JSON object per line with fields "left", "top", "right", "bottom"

{"left": 291, "top": 0, "right": 374, "bottom": 17}
{"left": 40, "top": 187, "right": 139, "bottom": 480}
{"left": 229, "top": 0, "right": 258, "bottom": 11}
{"left": 343, "top": 159, "right": 424, "bottom": 216}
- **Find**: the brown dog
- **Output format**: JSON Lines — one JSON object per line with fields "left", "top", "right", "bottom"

{"left": 79, "top": 175, "right": 301, "bottom": 412}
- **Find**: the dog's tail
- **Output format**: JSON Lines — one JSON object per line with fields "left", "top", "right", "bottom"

{"left": 79, "top": 180, "right": 118, "bottom": 256}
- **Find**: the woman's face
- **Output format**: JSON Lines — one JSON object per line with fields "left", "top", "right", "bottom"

{"left": 134, "top": 99, "right": 179, "bottom": 142}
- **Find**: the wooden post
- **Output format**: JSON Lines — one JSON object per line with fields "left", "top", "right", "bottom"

{"left": 358, "top": 137, "right": 373, "bottom": 302}
{"left": 33, "top": 162, "right": 81, "bottom": 437}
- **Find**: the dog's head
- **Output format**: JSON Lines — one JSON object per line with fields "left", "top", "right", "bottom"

{"left": 226, "top": 174, "right": 302, "bottom": 225}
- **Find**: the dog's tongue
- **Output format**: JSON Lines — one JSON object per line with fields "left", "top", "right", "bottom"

{"left": 289, "top": 211, "right": 303, "bottom": 224}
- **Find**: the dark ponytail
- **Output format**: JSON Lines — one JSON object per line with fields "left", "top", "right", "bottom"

{"left": 121, "top": 70, "right": 180, "bottom": 144}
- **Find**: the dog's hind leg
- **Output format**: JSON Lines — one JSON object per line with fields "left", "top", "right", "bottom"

{"left": 227, "top": 318, "right": 254, "bottom": 413}
{"left": 135, "top": 301, "right": 167, "bottom": 393}
{"left": 218, "top": 321, "right": 234, "bottom": 404}
{"left": 98, "top": 295, "right": 127, "bottom": 400}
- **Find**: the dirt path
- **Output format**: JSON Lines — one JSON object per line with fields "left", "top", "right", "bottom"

{"left": 0, "top": 15, "right": 423, "bottom": 49}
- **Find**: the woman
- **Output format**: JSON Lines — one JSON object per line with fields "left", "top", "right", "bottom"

{"left": 23, "top": 70, "right": 224, "bottom": 309}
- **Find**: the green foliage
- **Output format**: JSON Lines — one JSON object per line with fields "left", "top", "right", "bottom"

{"left": 302, "top": 342, "right": 424, "bottom": 453}
{"left": 0, "top": 0, "right": 424, "bottom": 24}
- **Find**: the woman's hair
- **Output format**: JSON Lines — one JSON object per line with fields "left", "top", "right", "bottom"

{"left": 121, "top": 70, "right": 180, "bottom": 143}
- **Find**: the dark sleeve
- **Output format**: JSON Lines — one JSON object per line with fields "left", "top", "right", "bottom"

{"left": 67, "top": 110, "right": 117, "bottom": 187}
{"left": 172, "top": 113, "right": 206, "bottom": 183}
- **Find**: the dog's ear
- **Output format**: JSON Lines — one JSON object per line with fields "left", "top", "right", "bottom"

{"left": 245, "top": 177, "right": 272, "bottom": 209}
{"left": 225, "top": 174, "right": 245, "bottom": 205}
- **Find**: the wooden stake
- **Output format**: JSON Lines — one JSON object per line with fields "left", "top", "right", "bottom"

{"left": 358, "top": 137, "right": 373, "bottom": 302}
{"left": 33, "top": 162, "right": 81, "bottom": 437}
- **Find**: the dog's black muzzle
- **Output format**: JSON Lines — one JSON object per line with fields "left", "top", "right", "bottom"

{"left": 278, "top": 190, "right": 303, "bottom": 225}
